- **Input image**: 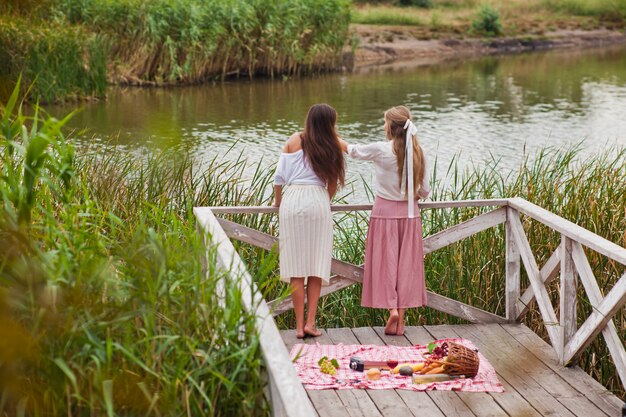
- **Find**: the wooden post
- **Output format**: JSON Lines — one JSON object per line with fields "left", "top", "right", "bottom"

{"left": 505, "top": 207, "right": 521, "bottom": 322}
{"left": 559, "top": 236, "right": 577, "bottom": 363}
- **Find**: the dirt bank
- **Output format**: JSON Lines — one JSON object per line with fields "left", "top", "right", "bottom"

{"left": 349, "top": 25, "right": 626, "bottom": 70}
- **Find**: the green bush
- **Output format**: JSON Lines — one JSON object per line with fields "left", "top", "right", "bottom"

{"left": 472, "top": 4, "right": 502, "bottom": 36}
{"left": 0, "top": 17, "right": 107, "bottom": 103}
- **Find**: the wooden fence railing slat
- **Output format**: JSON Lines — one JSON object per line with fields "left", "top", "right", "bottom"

{"left": 423, "top": 207, "right": 506, "bottom": 255}
{"left": 515, "top": 247, "right": 561, "bottom": 320}
{"left": 570, "top": 242, "right": 626, "bottom": 383}
{"left": 208, "top": 199, "right": 509, "bottom": 215}
{"left": 508, "top": 209, "right": 563, "bottom": 355}
{"left": 560, "top": 236, "right": 577, "bottom": 360}
{"left": 564, "top": 271, "right": 626, "bottom": 365}
{"left": 506, "top": 207, "right": 521, "bottom": 321}
{"left": 508, "top": 198, "right": 626, "bottom": 265}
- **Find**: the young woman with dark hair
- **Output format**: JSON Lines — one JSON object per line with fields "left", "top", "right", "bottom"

{"left": 274, "top": 103, "right": 345, "bottom": 338}
{"left": 340, "top": 105, "right": 430, "bottom": 336}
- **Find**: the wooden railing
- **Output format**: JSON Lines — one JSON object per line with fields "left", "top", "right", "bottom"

{"left": 194, "top": 198, "right": 626, "bottom": 416}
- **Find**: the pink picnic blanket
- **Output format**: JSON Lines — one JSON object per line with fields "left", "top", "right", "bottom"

{"left": 289, "top": 338, "right": 504, "bottom": 392}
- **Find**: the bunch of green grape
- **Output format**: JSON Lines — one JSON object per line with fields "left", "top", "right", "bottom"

{"left": 318, "top": 356, "right": 339, "bottom": 375}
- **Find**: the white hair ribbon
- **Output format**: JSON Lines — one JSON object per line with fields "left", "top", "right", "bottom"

{"left": 400, "top": 119, "right": 419, "bottom": 218}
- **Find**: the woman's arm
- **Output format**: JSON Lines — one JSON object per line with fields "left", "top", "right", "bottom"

{"left": 327, "top": 181, "right": 338, "bottom": 201}
{"left": 346, "top": 142, "right": 383, "bottom": 161}
{"left": 273, "top": 185, "right": 283, "bottom": 207}
{"left": 273, "top": 140, "right": 290, "bottom": 206}
{"left": 418, "top": 159, "right": 431, "bottom": 199}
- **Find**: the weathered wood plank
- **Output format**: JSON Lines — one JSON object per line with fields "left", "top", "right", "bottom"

{"left": 194, "top": 207, "right": 316, "bottom": 417}
{"left": 560, "top": 237, "right": 578, "bottom": 352}
{"left": 208, "top": 199, "right": 509, "bottom": 215}
{"left": 502, "top": 324, "right": 624, "bottom": 416}
{"left": 307, "top": 391, "right": 350, "bottom": 417}
{"left": 372, "top": 326, "right": 412, "bottom": 347}
{"left": 423, "top": 325, "right": 542, "bottom": 417}
{"left": 473, "top": 324, "right": 608, "bottom": 417}
{"left": 402, "top": 326, "right": 436, "bottom": 345}
{"left": 395, "top": 390, "right": 445, "bottom": 417}
{"left": 507, "top": 198, "right": 626, "bottom": 265}
{"left": 448, "top": 324, "right": 578, "bottom": 417}
{"left": 508, "top": 209, "right": 562, "bottom": 354}
{"left": 425, "top": 391, "right": 477, "bottom": 416}
{"left": 423, "top": 207, "right": 507, "bottom": 255}
{"left": 516, "top": 247, "right": 561, "bottom": 320}
{"left": 564, "top": 271, "right": 626, "bottom": 364}
{"left": 570, "top": 242, "right": 626, "bottom": 386}
{"left": 506, "top": 208, "right": 521, "bottom": 321}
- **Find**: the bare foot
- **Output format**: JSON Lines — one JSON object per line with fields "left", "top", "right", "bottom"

{"left": 296, "top": 330, "right": 305, "bottom": 339}
{"left": 384, "top": 311, "right": 399, "bottom": 335}
{"left": 303, "top": 325, "right": 322, "bottom": 337}
{"left": 396, "top": 318, "right": 405, "bottom": 336}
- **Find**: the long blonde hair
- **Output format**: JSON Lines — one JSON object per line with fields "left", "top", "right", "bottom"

{"left": 384, "top": 106, "right": 426, "bottom": 196}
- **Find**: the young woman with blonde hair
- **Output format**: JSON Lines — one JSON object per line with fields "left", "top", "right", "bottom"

{"left": 341, "top": 105, "right": 430, "bottom": 336}
{"left": 274, "top": 103, "right": 345, "bottom": 338}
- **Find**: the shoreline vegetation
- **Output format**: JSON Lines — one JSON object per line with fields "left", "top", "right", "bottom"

{"left": 2, "top": 0, "right": 626, "bottom": 102}
{"left": 1, "top": 86, "right": 624, "bottom": 415}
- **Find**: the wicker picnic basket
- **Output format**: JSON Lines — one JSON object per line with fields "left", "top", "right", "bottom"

{"left": 423, "top": 342, "right": 480, "bottom": 378}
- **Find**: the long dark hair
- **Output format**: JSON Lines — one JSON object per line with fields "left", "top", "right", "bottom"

{"left": 301, "top": 103, "right": 345, "bottom": 187}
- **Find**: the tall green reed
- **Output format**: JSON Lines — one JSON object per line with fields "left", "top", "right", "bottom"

{"left": 0, "top": 17, "right": 107, "bottom": 103}
{"left": 0, "top": 0, "right": 352, "bottom": 102}
{"left": 0, "top": 85, "right": 271, "bottom": 415}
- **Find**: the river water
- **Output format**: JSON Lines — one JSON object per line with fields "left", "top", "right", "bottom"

{"left": 52, "top": 45, "right": 626, "bottom": 199}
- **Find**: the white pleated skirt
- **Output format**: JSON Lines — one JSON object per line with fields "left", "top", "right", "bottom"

{"left": 279, "top": 184, "right": 333, "bottom": 285}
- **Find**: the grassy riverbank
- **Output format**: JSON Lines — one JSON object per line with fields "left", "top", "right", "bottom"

{"left": 0, "top": 0, "right": 351, "bottom": 102}
{"left": 3, "top": 0, "right": 626, "bottom": 103}
{"left": 353, "top": 0, "right": 626, "bottom": 35}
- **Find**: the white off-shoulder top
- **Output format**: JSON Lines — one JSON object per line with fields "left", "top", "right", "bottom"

{"left": 274, "top": 149, "right": 325, "bottom": 187}
{"left": 347, "top": 141, "right": 430, "bottom": 201}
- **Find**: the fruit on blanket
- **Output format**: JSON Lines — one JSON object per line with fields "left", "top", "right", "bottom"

{"left": 412, "top": 363, "right": 425, "bottom": 372}
{"left": 426, "top": 365, "right": 446, "bottom": 375}
{"left": 419, "top": 362, "right": 439, "bottom": 374}
{"left": 399, "top": 366, "right": 414, "bottom": 376}
{"left": 318, "top": 356, "right": 339, "bottom": 375}
{"left": 366, "top": 368, "right": 381, "bottom": 380}
{"left": 392, "top": 363, "right": 425, "bottom": 374}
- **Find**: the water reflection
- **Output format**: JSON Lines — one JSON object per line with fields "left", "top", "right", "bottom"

{"left": 51, "top": 45, "right": 626, "bottom": 197}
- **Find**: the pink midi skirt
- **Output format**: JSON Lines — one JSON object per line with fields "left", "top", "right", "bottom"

{"left": 361, "top": 196, "right": 427, "bottom": 309}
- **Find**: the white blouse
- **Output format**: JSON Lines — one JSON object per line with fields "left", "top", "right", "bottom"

{"left": 274, "top": 149, "right": 325, "bottom": 187}
{"left": 347, "top": 141, "right": 430, "bottom": 201}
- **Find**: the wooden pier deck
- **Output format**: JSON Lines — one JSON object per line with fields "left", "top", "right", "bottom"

{"left": 195, "top": 198, "right": 626, "bottom": 416}
{"left": 281, "top": 324, "right": 624, "bottom": 417}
